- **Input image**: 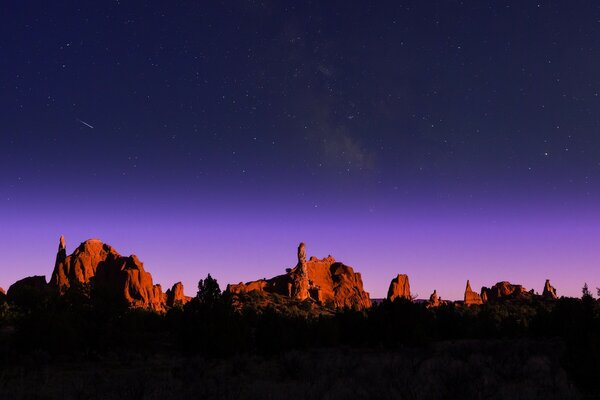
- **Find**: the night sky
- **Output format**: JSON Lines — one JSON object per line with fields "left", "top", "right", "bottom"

{"left": 2, "top": 1, "right": 600, "bottom": 300}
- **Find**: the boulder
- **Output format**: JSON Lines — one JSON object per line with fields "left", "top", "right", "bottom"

{"left": 166, "top": 282, "right": 191, "bottom": 307}
{"left": 481, "top": 281, "right": 531, "bottom": 302}
{"left": 464, "top": 280, "right": 483, "bottom": 305}
{"left": 7, "top": 276, "right": 50, "bottom": 307}
{"left": 49, "top": 236, "right": 166, "bottom": 311}
{"left": 226, "top": 242, "right": 371, "bottom": 310}
{"left": 542, "top": 279, "right": 558, "bottom": 299}
{"left": 387, "top": 274, "right": 411, "bottom": 301}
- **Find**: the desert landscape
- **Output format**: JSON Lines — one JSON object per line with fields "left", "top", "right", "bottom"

{"left": 3, "top": 1, "right": 600, "bottom": 398}
{"left": 0, "top": 237, "right": 599, "bottom": 399}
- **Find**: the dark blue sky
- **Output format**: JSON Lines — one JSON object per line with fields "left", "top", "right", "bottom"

{"left": 1, "top": 1, "right": 600, "bottom": 299}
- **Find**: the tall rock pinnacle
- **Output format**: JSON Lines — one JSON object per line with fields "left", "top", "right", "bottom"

{"left": 464, "top": 280, "right": 483, "bottom": 305}
{"left": 297, "top": 242, "right": 307, "bottom": 265}
{"left": 543, "top": 279, "right": 558, "bottom": 299}
{"left": 59, "top": 235, "right": 66, "bottom": 252}
{"left": 292, "top": 242, "right": 309, "bottom": 300}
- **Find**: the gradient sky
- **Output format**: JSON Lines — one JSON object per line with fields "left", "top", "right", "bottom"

{"left": 1, "top": 1, "right": 600, "bottom": 300}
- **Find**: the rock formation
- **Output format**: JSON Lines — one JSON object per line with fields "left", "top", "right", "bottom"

{"left": 464, "top": 280, "right": 483, "bottom": 305}
{"left": 480, "top": 281, "right": 532, "bottom": 302}
{"left": 0, "top": 287, "right": 5, "bottom": 302}
{"left": 49, "top": 236, "right": 167, "bottom": 311}
{"left": 297, "top": 242, "right": 307, "bottom": 265}
{"left": 7, "top": 276, "right": 49, "bottom": 306}
{"left": 427, "top": 289, "right": 441, "bottom": 308}
{"left": 291, "top": 243, "right": 310, "bottom": 301}
{"left": 387, "top": 274, "right": 411, "bottom": 302}
{"left": 542, "top": 279, "right": 558, "bottom": 299}
{"left": 166, "top": 282, "right": 191, "bottom": 307}
{"left": 226, "top": 242, "right": 371, "bottom": 310}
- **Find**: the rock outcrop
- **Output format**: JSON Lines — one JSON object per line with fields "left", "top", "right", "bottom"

{"left": 7, "top": 276, "right": 49, "bottom": 306}
{"left": 464, "top": 280, "right": 483, "bottom": 305}
{"left": 226, "top": 242, "right": 371, "bottom": 310}
{"left": 481, "top": 281, "right": 532, "bottom": 302}
{"left": 387, "top": 274, "right": 411, "bottom": 302}
{"left": 166, "top": 282, "right": 191, "bottom": 307}
{"left": 427, "top": 289, "right": 441, "bottom": 308}
{"left": 0, "top": 287, "right": 6, "bottom": 302}
{"left": 50, "top": 236, "right": 166, "bottom": 311}
{"left": 542, "top": 279, "right": 558, "bottom": 299}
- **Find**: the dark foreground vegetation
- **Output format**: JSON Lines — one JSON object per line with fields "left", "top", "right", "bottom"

{"left": 1, "top": 276, "right": 600, "bottom": 399}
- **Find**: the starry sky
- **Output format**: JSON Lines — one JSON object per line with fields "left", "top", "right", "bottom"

{"left": 1, "top": 1, "right": 600, "bottom": 300}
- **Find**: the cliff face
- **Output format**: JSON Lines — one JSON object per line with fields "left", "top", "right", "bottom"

{"left": 49, "top": 236, "right": 185, "bottom": 311}
{"left": 387, "top": 274, "right": 411, "bottom": 302}
{"left": 464, "top": 280, "right": 483, "bottom": 305}
{"left": 226, "top": 243, "right": 371, "bottom": 310}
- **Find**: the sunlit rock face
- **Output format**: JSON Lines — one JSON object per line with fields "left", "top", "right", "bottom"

{"left": 226, "top": 242, "right": 371, "bottom": 310}
{"left": 480, "top": 281, "right": 533, "bottom": 302}
{"left": 49, "top": 236, "right": 167, "bottom": 311}
{"left": 542, "top": 279, "right": 558, "bottom": 299}
{"left": 387, "top": 274, "right": 411, "bottom": 302}
{"left": 464, "top": 280, "right": 483, "bottom": 305}
{"left": 166, "top": 282, "right": 191, "bottom": 307}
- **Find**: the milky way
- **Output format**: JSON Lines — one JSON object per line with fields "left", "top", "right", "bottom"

{"left": 1, "top": 2, "right": 599, "bottom": 299}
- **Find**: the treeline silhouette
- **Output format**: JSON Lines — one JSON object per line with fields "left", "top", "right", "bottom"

{"left": 1, "top": 275, "right": 600, "bottom": 397}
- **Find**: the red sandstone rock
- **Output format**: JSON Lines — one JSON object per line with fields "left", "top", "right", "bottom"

{"left": 50, "top": 236, "right": 166, "bottom": 311}
{"left": 387, "top": 274, "right": 411, "bottom": 301}
{"left": 481, "top": 281, "right": 531, "bottom": 302}
{"left": 166, "top": 282, "right": 190, "bottom": 307}
{"left": 464, "top": 280, "right": 483, "bottom": 305}
{"left": 226, "top": 242, "right": 371, "bottom": 310}
{"left": 542, "top": 279, "right": 558, "bottom": 299}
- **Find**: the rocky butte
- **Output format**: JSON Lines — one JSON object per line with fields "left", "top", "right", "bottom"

{"left": 387, "top": 274, "right": 411, "bottom": 302}
{"left": 226, "top": 242, "right": 371, "bottom": 310}
{"left": 6, "top": 236, "right": 190, "bottom": 311}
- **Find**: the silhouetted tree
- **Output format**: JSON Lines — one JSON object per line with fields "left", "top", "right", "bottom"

{"left": 196, "top": 274, "right": 222, "bottom": 305}
{"left": 582, "top": 283, "right": 593, "bottom": 299}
